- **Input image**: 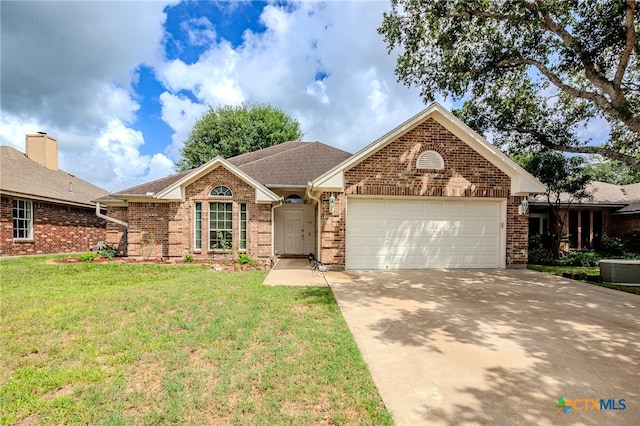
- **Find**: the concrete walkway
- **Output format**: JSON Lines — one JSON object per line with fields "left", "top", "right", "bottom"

{"left": 262, "top": 258, "right": 328, "bottom": 286}
{"left": 328, "top": 269, "right": 640, "bottom": 426}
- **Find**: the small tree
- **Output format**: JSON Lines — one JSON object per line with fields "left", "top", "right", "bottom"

{"left": 177, "top": 103, "right": 303, "bottom": 171}
{"left": 516, "top": 151, "right": 591, "bottom": 259}
{"left": 140, "top": 233, "right": 157, "bottom": 261}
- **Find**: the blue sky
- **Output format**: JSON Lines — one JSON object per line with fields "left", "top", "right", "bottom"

{"left": 0, "top": 1, "right": 436, "bottom": 191}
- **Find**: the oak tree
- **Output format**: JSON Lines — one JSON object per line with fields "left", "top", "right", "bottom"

{"left": 177, "top": 104, "right": 303, "bottom": 171}
{"left": 379, "top": 0, "right": 640, "bottom": 170}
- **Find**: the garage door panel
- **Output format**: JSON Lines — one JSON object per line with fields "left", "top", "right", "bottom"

{"left": 346, "top": 198, "right": 503, "bottom": 269}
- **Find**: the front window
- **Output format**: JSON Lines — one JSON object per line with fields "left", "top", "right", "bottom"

{"left": 239, "top": 203, "right": 247, "bottom": 250}
{"left": 210, "top": 185, "right": 232, "bottom": 197}
{"left": 285, "top": 194, "right": 304, "bottom": 204}
{"left": 210, "top": 202, "right": 232, "bottom": 249}
{"left": 194, "top": 202, "right": 202, "bottom": 250}
{"left": 13, "top": 199, "right": 32, "bottom": 239}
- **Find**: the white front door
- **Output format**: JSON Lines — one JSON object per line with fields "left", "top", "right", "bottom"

{"left": 284, "top": 209, "right": 305, "bottom": 255}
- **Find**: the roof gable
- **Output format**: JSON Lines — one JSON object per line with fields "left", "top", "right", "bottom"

{"left": 108, "top": 156, "right": 280, "bottom": 203}
{"left": 0, "top": 146, "right": 109, "bottom": 207}
{"left": 311, "top": 103, "right": 545, "bottom": 196}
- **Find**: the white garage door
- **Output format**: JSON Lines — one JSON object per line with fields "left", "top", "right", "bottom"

{"left": 346, "top": 198, "right": 504, "bottom": 269}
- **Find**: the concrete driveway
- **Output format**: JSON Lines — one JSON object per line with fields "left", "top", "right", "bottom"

{"left": 327, "top": 269, "right": 640, "bottom": 426}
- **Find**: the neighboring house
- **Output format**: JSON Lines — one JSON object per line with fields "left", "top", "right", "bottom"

{"left": 529, "top": 181, "right": 640, "bottom": 250}
{"left": 97, "top": 103, "right": 545, "bottom": 269}
{"left": 0, "top": 134, "right": 109, "bottom": 256}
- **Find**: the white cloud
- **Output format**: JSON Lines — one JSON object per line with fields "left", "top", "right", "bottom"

{"left": 158, "top": 1, "right": 426, "bottom": 153}
{"left": 2, "top": 0, "right": 430, "bottom": 193}
{"left": 181, "top": 17, "right": 218, "bottom": 46}
{"left": 85, "top": 120, "right": 175, "bottom": 191}
{"left": 0, "top": 0, "right": 176, "bottom": 192}
{"left": 159, "top": 92, "right": 209, "bottom": 159}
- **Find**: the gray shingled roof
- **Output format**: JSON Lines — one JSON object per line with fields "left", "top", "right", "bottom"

{"left": 529, "top": 181, "right": 640, "bottom": 215}
{"left": 615, "top": 200, "right": 640, "bottom": 214}
{"left": 0, "top": 146, "right": 109, "bottom": 207}
{"left": 107, "top": 141, "right": 352, "bottom": 197}
{"left": 229, "top": 141, "right": 352, "bottom": 186}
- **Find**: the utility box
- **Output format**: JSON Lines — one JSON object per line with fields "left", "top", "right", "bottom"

{"left": 600, "top": 259, "right": 640, "bottom": 285}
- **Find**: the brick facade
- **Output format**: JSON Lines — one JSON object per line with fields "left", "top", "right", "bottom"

{"left": 317, "top": 118, "right": 529, "bottom": 268}
{"left": 609, "top": 214, "right": 640, "bottom": 238}
{"left": 108, "top": 167, "right": 272, "bottom": 260}
{"left": 0, "top": 195, "right": 106, "bottom": 256}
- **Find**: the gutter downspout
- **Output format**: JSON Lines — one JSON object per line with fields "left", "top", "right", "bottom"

{"left": 95, "top": 202, "right": 128, "bottom": 228}
{"left": 305, "top": 182, "right": 322, "bottom": 260}
{"left": 95, "top": 202, "right": 129, "bottom": 254}
{"left": 271, "top": 198, "right": 284, "bottom": 257}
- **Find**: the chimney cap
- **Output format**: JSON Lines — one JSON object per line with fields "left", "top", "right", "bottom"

{"left": 37, "top": 131, "right": 47, "bottom": 135}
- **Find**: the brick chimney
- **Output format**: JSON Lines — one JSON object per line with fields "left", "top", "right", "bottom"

{"left": 26, "top": 133, "right": 58, "bottom": 171}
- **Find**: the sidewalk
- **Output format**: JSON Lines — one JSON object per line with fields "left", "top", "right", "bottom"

{"left": 262, "top": 258, "right": 328, "bottom": 286}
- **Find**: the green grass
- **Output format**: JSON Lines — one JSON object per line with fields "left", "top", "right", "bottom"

{"left": 527, "top": 264, "right": 640, "bottom": 295}
{"left": 0, "top": 257, "right": 392, "bottom": 425}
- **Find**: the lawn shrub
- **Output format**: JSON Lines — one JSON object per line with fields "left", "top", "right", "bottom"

{"left": 99, "top": 245, "right": 118, "bottom": 259}
{"left": 528, "top": 249, "right": 600, "bottom": 267}
{"left": 557, "top": 250, "right": 601, "bottom": 267}
{"left": 236, "top": 252, "right": 251, "bottom": 265}
{"left": 600, "top": 234, "right": 627, "bottom": 257}
{"left": 78, "top": 252, "right": 99, "bottom": 262}
{"left": 600, "top": 232, "right": 640, "bottom": 259}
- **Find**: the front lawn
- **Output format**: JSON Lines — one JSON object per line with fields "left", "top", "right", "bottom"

{"left": 0, "top": 257, "right": 392, "bottom": 425}
{"left": 527, "top": 264, "right": 640, "bottom": 295}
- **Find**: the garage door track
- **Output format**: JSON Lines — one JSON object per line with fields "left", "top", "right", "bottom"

{"left": 328, "top": 269, "right": 640, "bottom": 425}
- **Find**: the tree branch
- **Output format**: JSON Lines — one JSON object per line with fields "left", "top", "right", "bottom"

{"left": 533, "top": 0, "right": 616, "bottom": 97}
{"left": 561, "top": 145, "right": 640, "bottom": 170}
{"left": 487, "top": 57, "right": 640, "bottom": 134}
{"left": 613, "top": 0, "right": 637, "bottom": 88}
{"left": 445, "top": 12, "right": 537, "bottom": 25}
{"left": 532, "top": 0, "right": 640, "bottom": 129}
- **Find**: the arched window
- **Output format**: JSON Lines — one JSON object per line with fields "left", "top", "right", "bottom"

{"left": 210, "top": 185, "right": 232, "bottom": 197}
{"left": 416, "top": 150, "right": 444, "bottom": 170}
{"left": 285, "top": 194, "right": 304, "bottom": 204}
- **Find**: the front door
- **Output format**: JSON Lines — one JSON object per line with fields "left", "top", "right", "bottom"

{"left": 284, "top": 209, "right": 304, "bottom": 254}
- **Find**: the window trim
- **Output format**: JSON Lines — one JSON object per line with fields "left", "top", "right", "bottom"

{"left": 239, "top": 203, "right": 247, "bottom": 250}
{"left": 194, "top": 202, "right": 202, "bottom": 250}
{"left": 284, "top": 194, "right": 304, "bottom": 204}
{"left": 209, "top": 202, "right": 233, "bottom": 250}
{"left": 13, "top": 199, "right": 33, "bottom": 240}
{"left": 210, "top": 185, "right": 233, "bottom": 197}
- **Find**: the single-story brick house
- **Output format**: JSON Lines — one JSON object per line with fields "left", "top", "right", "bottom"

{"left": 529, "top": 181, "right": 640, "bottom": 250}
{"left": 0, "top": 134, "right": 109, "bottom": 256}
{"left": 97, "top": 103, "right": 545, "bottom": 269}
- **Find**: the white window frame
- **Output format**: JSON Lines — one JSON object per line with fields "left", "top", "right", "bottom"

{"left": 210, "top": 185, "right": 233, "bottom": 197}
{"left": 529, "top": 213, "right": 549, "bottom": 235}
{"left": 13, "top": 199, "right": 33, "bottom": 239}
{"left": 209, "top": 202, "right": 233, "bottom": 250}
{"left": 239, "top": 203, "right": 247, "bottom": 250}
{"left": 194, "top": 202, "right": 202, "bottom": 250}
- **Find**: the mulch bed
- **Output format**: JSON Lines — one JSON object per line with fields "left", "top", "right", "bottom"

{"left": 46, "top": 256, "right": 271, "bottom": 271}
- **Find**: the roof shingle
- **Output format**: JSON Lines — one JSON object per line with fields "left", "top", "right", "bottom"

{"left": 0, "top": 146, "right": 109, "bottom": 207}
{"left": 108, "top": 141, "right": 352, "bottom": 196}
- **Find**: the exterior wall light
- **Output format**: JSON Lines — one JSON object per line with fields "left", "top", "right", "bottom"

{"left": 328, "top": 194, "right": 336, "bottom": 214}
{"left": 518, "top": 198, "right": 529, "bottom": 215}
